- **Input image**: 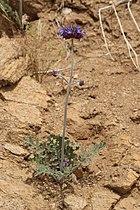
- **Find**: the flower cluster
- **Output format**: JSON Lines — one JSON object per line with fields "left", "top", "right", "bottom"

{"left": 58, "top": 26, "right": 86, "bottom": 40}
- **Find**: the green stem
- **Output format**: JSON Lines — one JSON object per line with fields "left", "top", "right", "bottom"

{"left": 19, "top": 0, "right": 23, "bottom": 28}
{"left": 60, "top": 39, "right": 74, "bottom": 172}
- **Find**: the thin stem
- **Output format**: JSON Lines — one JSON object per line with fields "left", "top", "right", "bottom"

{"left": 19, "top": 0, "right": 23, "bottom": 29}
{"left": 113, "top": 3, "right": 139, "bottom": 70}
{"left": 127, "top": 0, "right": 140, "bottom": 32}
{"left": 60, "top": 39, "right": 74, "bottom": 172}
{"left": 99, "top": 6, "right": 115, "bottom": 60}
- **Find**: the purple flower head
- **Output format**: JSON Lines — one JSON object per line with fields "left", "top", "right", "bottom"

{"left": 79, "top": 80, "right": 84, "bottom": 86}
{"left": 51, "top": 70, "right": 59, "bottom": 77}
{"left": 74, "top": 26, "right": 86, "bottom": 39}
{"left": 58, "top": 26, "right": 86, "bottom": 40}
{"left": 63, "top": 159, "right": 68, "bottom": 167}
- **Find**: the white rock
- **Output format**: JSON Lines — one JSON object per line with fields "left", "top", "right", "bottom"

{"left": 62, "top": 7, "right": 72, "bottom": 15}
{"left": 64, "top": 194, "right": 87, "bottom": 210}
{"left": 4, "top": 143, "right": 27, "bottom": 155}
{"left": 91, "top": 188, "right": 120, "bottom": 210}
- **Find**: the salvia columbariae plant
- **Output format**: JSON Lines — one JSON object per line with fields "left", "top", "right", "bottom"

{"left": 0, "top": 0, "right": 23, "bottom": 29}
{"left": 24, "top": 25, "right": 106, "bottom": 183}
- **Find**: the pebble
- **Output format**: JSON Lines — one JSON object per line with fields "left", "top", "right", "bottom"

{"left": 64, "top": 194, "right": 87, "bottom": 210}
{"left": 4, "top": 143, "right": 27, "bottom": 156}
{"left": 62, "top": 7, "right": 72, "bottom": 15}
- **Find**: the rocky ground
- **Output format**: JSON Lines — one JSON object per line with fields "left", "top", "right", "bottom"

{"left": 0, "top": 0, "right": 140, "bottom": 210}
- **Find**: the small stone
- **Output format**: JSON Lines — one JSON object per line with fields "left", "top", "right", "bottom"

{"left": 64, "top": 194, "right": 87, "bottom": 210}
{"left": 1, "top": 76, "right": 50, "bottom": 108}
{"left": 4, "top": 143, "right": 27, "bottom": 156}
{"left": 131, "top": 152, "right": 140, "bottom": 172}
{"left": 74, "top": 168, "right": 84, "bottom": 179}
{"left": 130, "top": 111, "right": 140, "bottom": 124}
{"left": 0, "top": 37, "right": 29, "bottom": 86}
{"left": 91, "top": 188, "right": 120, "bottom": 210}
{"left": 49, "top": 203, "right": 57, "bottom": 210}
{"left": 106, "top": 169, "right": 139, "bottom": 194}
{"left": 54, "top": 103, "right": 60, "bottom": 111}
{"left": 114, "top": 196, "right": 140, "bottom": 210}
{"left": 4, "top": 102, "right": 42, "bottom": 125}
{"left": 1, "top": 76, "right": 51, "bottom": 125}
{"left": 62, "top": 7, "right": 72, "bottom": 15}
{"left": 54, "top": 103, "right": 58, "bottom": 107}
{"left": 71, "top": 173, "right": 78, "bottom": 184}
{"left": 73, "top": 74, "right": 78, "bottom": 79}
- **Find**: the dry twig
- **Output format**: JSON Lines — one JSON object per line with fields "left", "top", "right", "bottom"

{"left": 99, "top": 0, "right": 140, "bottom": 70}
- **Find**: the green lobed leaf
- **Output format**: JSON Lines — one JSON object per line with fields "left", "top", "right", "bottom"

{"left": 23, "top": 134, "right": 106, "bottom": 183}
